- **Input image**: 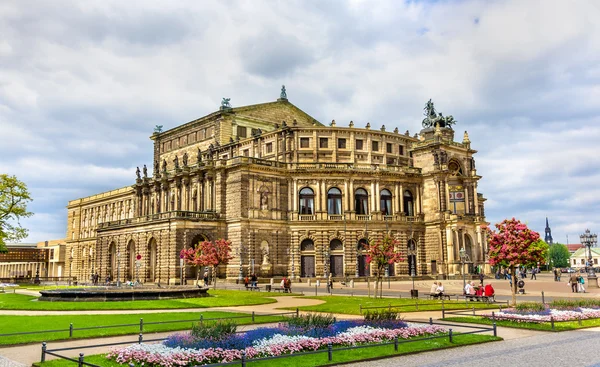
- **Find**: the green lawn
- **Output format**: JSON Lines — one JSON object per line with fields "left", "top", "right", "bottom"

{"left": 36, "top": 334, "right": 501, "bottom": 367}
{"left": 0, "top": 290, "right": 293, "bottom": 311}
{"left": 0, "top": 311, "right": 290, "bottom": 345}
{"left": 285, "top": 296, "right": 498, "bottom": 315}
{"left": 443, "top": 315, "right": 600, "bottom": 331}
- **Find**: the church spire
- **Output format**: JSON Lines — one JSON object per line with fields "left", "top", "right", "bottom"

{"left": 545, "top": 217, "right": 553, "bottom": 245}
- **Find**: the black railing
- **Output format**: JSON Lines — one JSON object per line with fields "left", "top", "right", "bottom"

{"left": 40, "top": 318, "right": 497, "bottom": 367}
{"left": 2, "top": 310, "right": 297, "bottom": 339}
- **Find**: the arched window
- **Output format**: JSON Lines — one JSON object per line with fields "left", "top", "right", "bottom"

{"left": 329, "top": 239, "right": 343, "bottom": 251}
{"left": 355, "top": 188, "right": 369, "bottom": 215}
{"left": 403, "top": 190, "right": 414, "bottom": 216}
{"left": 327, "top": 187, "right": 342, "bottom": 215}
{"left": 301, "top": 239, "right": 315, "bottom": 251}
{"left": 299, "top": 187, "right": 314, "bottom": 214}
{"left": 380, "top": 189, "right": 392, "bottom": 216}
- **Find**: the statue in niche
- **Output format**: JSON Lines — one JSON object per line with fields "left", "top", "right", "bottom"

{"left": 197, "top": 148, "right": 202, "bottom": 163}
{"left": 262, "top": 246, "right": 270, "bottom": 265}
{"left": 143, "top": 164, "right": 148, "bottom": 178}
{"left": 154, "top": 161, "right": 159, "bottom": 175}
{"left": 136, "top": 167, "right": 141, "bottom": 180}
{"left": 260, "top": 192, "right": 268, "bottom": 210}
{"left": 162, "top": 159, "right": 167, "bottom": 172}
{"left": 173, "top": 155, "right": 180, "bottom": 169}
{"left": 183, "top": 152, "right": 188, "bottom": 167}
{"left": 432, "top": 151, "right": 439, "bottom": 165}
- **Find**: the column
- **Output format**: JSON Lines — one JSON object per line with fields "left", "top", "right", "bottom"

{"left": 293, "top": 179, "right": 298, "bottom": 212}
{"left": 394, "top": 184, "right": 400, "bottom": 214}
{"left": 473, "top": 185, "right": 479, "bottom": 215}
{"left": 446, "top": 228, "right": 455, "bottom": 262}
{"left": 349, "top": 180, "right": 354, "bottom": 212}
{"left": 344, "top": 180, "right": 349, "bottom": 213}
{"left": 464, "top": 184, "right": 469, "bottom": 215}
{"left": 416, "top": 184, "right": 421, "bottom": 214}
{"left": 444, "top": 179, "right": 451, "bottom": 213}
{"left": 399, "top": 184, "right": 404, "bottom": 213}
{"left": 375, "top": 181, "right": 380, "bottom": 213}
{"left": 370, "top": 182, "right": 376, "bottom": 215}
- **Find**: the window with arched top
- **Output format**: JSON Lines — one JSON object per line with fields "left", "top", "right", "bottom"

{"left": 329, "top": 239, "right": 343, "bottom": 251}
{"left": 403, "top": 190, "right": 414, "bottom": 216}
{"left": 380, "top": 189, "right": 392, "bottom": 216}
{"left": 327, "top": 187, "right": 342, "bottom": 215}
{"left": 301, "top": 239, "right": 315, "bottom": 251}
{"left": 355, "top": 188, "right": 369, "bottom": 215}
{"left": 299, "top": 187, "right": 314, "bottom": 214}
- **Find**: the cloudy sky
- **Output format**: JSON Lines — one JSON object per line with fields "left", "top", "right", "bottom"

{"left": 1, "top": 0, "right": 599, "bottom": 245}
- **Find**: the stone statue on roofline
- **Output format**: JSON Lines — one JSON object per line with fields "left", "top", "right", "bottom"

{"left": 183, "top": 152, "right": 188, "bottom": 167}
{"left": 280, "top": 85, "right": 287, "bottom": 100}
{"left": 136, "top": 167, "right": 141, "bottom": 180}
{"left": 143, "top": 165, "right": 148, "bottom": 178}
{"left": 422, "top": 99, "right": 457, "bottom": 129}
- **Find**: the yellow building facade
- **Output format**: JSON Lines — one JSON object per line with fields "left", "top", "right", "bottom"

{"left": 65, "top": 92, "right": 488, "bottom": 284}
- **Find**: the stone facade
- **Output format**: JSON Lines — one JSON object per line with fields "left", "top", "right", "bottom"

{"left": 65, "top": 96, "right": 488, "bottom": 284}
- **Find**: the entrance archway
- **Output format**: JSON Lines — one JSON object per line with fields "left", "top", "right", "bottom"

{"left": 357, "top": 239, "right": 369, "bottom": 276}
{"left": 300, "top": 239, "right": 315, "bottom": 277}
{"left": 127, "top": 240, "right": 135, "bottom": 281}
{"left": 108, "top": 242, "right": 116, "bottom": 280}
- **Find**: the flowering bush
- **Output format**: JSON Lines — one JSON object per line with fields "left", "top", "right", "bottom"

{"left": 483, "top": 307, "right": 600, "bottom": 323}
{"left": 109, "top": 322, "right": 445, "bottom": 366}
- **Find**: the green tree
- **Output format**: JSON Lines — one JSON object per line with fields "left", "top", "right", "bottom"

{"left": 0, "top": 174, "right": 33, "bottom": 253}
{"left": 548, "top": 242, "right": 570, "bottom": 268}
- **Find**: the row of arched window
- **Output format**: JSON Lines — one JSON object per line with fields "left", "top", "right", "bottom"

{"left": 299, "top": 187, "right": 414, "bottom": 216}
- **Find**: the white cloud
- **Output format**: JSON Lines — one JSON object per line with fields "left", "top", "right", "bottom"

{"left": 1, "top": 0, "right": 599, "bottom": 243}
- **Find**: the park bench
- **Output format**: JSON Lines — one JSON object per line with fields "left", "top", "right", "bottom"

{"left": 427, "top": 293, "right": 453, "bottom": 300}
{"left": 246, "top": 285, "right": 261, "bottom": 291}
{"left": 271, "top": 286, "right": 291, "bottom": 293}
{"left": 463, "top": 294, "right": 495, "bottom": 303}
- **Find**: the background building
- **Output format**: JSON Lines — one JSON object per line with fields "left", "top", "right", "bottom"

{"left": 0, "top": 240, "right": 66, "bottom": 281}
{"left": 65, "top": 90, "right": 488, "bottom": 284}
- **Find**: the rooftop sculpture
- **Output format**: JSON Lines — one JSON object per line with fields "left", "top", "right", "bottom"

{"left": 422, "top": 99, "right": 456, "bottom": 129}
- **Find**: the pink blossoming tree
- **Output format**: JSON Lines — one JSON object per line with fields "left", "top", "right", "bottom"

{"left": 198, "top": 239, "right": 233, "bottom": 289}
{"left": 179, "top": 239, "right": 233, "bottom": 288}
{"left": 366, "top": 235, "right": 403, "bottom": 298}
{"left": 485, "top": 218, "right": 547, "bottom": 305}
{"left": 180, "top": 245, "right": 208, "bottom": 285}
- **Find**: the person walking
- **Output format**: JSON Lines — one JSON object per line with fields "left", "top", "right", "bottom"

{"left": 579, "top": 275, "right": 586, "bottom": 293}
{"left": 203, "top": 271, "right": 209, "bottom": 287}
{"left": 479, "top": 273, "right": 485, "bottom": 286}
{"left": 569, "top": 273, "right": 578, "bottom": 293}
{"left": 530, "top": 267, "right": 537, "bottom": 280}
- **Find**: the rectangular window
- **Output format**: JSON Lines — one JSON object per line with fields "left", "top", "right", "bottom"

{"left": 50, "top": 249, "right": 54, "bottom": 260}
{"left": 387, "top": 143, "right": 393, "bottom": 153}
{"left": 266, "top": 142, "right": 273, "bottom": 153}
{"left": 338, "top": 138, "right": 346, "bottom": 149}
{"left": 243, "top": 149, "right": 249, "bottom": 157}
{"left": 399, "top": 145, "right": 404, "bottom": 155}
{"left": 237, "top": 126, "right": 247, "bottom": 138}
{"left": 386, "top": 158, "right": 395, "bottom": 165}
{"left": 356, "top": 139, "right": 363, "bottom": 150}
{"left": 372, "top": 141, "right": 379, "bottom": 151}
{"left": 300, "top": 137, "right": 310, "bottom": 148}
{"left": 319, "top": 138, "right": 328, "bottom": 148}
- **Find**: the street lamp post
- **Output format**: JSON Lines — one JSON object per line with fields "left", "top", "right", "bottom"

{"left": 116, "top": 251, "right": 121, "bottom": 287}
{"left": 237, "top": 245, "right": 245, "bottom": 283}
{"left": 459, "top": 247, "right": 466, "bottom": 291}
{"left": 580, "top": 229, "right": 598, "bottom": 278}
{"left": 68, "top": 255, "right": 73, "bottom": 286}
{"left": 322, "top": 247, "right": 329, "bottom": 278}
{"left": 34, "top": 251, "right": 41, "bottom": 285}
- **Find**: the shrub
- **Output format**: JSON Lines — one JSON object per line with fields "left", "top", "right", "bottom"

{"left": 514, "top": 302, "right": 546, "bottom": 313}
{"left": 287, "top": 313, "right": 336, "bottom": 329}
{"left": 551, "top": 299, "right": 600, "bottom": 310}
{"left": 191, "top": 320, "right": 237, "bottom": 340}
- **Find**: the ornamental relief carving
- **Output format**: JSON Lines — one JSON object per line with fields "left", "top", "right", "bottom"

{"left": 297, "top": 179, "right": 318, "bottom": 185}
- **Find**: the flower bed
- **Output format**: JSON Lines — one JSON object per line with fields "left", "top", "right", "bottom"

{"left": 107, "top": 322, "right": 446, "bottom": 367}
{"left": 483, "top": 307, "right": 600, "bottom": 323}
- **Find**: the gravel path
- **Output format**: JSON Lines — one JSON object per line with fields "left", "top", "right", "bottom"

{"left": 348, "top": 326, "right": 600, "bottom": 367}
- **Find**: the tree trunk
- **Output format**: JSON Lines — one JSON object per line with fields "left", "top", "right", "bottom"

{"left": 213, "top": 265, "right": 218, "bottom": 289}
{"left": 196, "top": 265, "right": 200, "bottom": 285}
{"left": 510, "top": 266, "right": 517, "bottom": 306}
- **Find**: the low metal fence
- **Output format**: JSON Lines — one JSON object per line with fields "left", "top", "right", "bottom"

{"left": 2, "top": 310, "right": 298, "bottom": 339}
{"left": 40, "top": 317, "right": 497, "bottom": 367}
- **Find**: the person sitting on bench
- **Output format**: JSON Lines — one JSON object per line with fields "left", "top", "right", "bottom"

{"left": 435, "top": 282, "right": 445, "bottom": 297}
{"left": 430, "top": 281, "right": 438, "bottom": 295}
{"left": 484, "top": 283, "right": 495, "bottom": 301}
